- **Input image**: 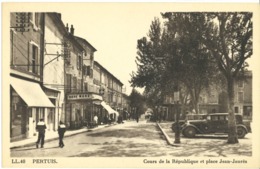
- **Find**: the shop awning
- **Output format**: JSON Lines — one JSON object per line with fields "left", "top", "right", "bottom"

{"left": 92, "top": 94, "right": 103, "bottom": 101}
{"left": 10, "top": 77, "right": 55, "bottom": 107}
{"left": 101, "top": 101, "right": 118, "bottom": 115}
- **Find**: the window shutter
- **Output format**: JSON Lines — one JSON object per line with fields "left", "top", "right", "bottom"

{"left": 90, "top": 68, "right": 93, "bottom": 78}
{"left": 10, "top": 30, "right": 17, "bottom": 66}
{"left": 35, "top": 45, "right": 39, "bottom": 74}
{"left": 66, "top": 74, "right": 72, "bottom": 93}
{"left": 28, "top": 42, "right": 32, "bottom": 72}
{"left": 84, "top": 83, "right": 88, "bottom": 92}
{"left": 86, "top": 66, "right": 90, "bottom": 76}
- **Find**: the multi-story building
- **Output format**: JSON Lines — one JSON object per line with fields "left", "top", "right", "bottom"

{"left": 10, "top": 13, "right": 55, "bottom": 141}
{"left": 43, "top": 13, "right": 68, "bottom": 132}
{"left": 94, "top": 61, "right": 123, "bottom": 122}
{"left": 161, "top": 71, "right": 253, "bottom": 121}
{"left": 63, "top": 24, "right": 86, "bottom": 129}
{"left": 199, "top": 85, "right": 220, "bottom": 114}
{"left": 234, "top": 71, "right": 252, "bottom": 120}
{"left": 74, "top": 36, "right": 104, "bottom": 126}
{"left": 199, "top": 71, "right": 252, "bottom": 120}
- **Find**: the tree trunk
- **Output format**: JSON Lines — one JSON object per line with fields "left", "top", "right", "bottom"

{"left": 227, "top": 77, "right": 239, "bottom": 144}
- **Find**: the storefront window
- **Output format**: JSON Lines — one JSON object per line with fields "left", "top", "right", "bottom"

{"left": 11, "top": 89, "right": 27, "bottom": 139}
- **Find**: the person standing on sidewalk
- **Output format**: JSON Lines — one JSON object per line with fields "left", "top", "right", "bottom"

{"left": 36, "top": 119, "right": 46, "bottom": 148}
{"left": 93, "top": 115, "right": 98, "bottom": 127}
{"left": 58, "top": 121, "right": 66, "bottom": 148}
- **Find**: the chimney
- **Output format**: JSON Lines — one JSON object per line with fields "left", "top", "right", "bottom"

{"left": 66, "top": 23, "right": 69, "bottom": 32}
{"left": 70, "top": 25, "right": 74, "bottom": 35}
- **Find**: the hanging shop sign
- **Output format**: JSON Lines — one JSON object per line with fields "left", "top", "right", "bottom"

{"left": 67, "top": 93, "right": 102, "bottom": 101}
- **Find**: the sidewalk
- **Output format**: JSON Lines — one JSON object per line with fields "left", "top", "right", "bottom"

{"left": 10, "top": 123, "right": 116, "bottom": 149}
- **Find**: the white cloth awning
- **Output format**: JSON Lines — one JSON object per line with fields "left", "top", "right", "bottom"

{"left": 101, "top": 101, "right": 118, "bottom": 115}
{"left": 10, "top": 77, "right": 55, "bottom": 107}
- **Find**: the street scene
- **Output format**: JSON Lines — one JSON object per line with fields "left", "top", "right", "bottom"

{"left": 7, "top": 4, "right": 254, "bottom": 160}
{"left": 11, "top": 116, "right": 252, "bottom": 157}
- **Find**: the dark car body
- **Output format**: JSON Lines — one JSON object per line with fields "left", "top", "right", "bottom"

{"left": 171, "top": 114, "right": 207, "bottom": 132}
{"left": 181, "top": 113, "right": 251, "bottom": 138}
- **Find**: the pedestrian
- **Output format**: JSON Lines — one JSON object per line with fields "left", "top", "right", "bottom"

{"left": 58, "top": 121, "right": 66, "bottom": 148}
{"left": 93, "top": 115, "right": 98, "bottom": 127}
{"left": 36, "top": 119, "right": 46, "bottom": 148}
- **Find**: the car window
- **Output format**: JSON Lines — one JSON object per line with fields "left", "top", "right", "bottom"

{"left": 212, "top": 116, "right": 218, "bottom": 121}
{"left": 219, "top": 116, "right": 226, "bottom": 120}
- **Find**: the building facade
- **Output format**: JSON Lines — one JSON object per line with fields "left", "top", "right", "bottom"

{"left": 94, "top": 61, "right": 123, "bottom": 122}
{"left": 234, "top": 71, "right": 252, "bottom": 120}
{"left": 10, "top": 13, "right": 55, "bottom": 141}
{"left": 74, "top": 36, "right": 104, "bottom": 126}
{"left": 10, "top": 12, "right": 128, "bottom": 142}
{"left": 63, "top": 24, "right": 85, "bottom": 129}
{"left": 43, "top": 13, "right": 68, "bottom": 132}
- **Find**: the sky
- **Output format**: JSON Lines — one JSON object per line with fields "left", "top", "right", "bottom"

{"left": 3, "top": 2, "right": 256, "bottom": 96}
{"left": 60, "top": 4, "right": 255, "bottom": 96}
{"left": 60, "top": 4, "right": 169, "bottom": 95}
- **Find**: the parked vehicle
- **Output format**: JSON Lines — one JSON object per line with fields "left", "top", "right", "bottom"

{"left": 181, "top": 113, "right": 251, "bottom": 138}
{"left": 171, "top": 114, "right": 207, "bottom": 132}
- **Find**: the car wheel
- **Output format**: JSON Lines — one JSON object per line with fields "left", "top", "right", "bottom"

{"left": 237, "top": 127, "right": 247, "bottom": 138}
{"left": 183, "top": 127, "right": 196, "bottom": 138}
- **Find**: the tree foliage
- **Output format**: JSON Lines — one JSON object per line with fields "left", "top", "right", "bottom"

{"left": 129, "top": 88, "right": 146, "bottom": 116}
{"left": 203, "top": 12, "right": 252, "bottom": 144}
{"left": 130, "top": 12, "right": 252, "bottom": 144}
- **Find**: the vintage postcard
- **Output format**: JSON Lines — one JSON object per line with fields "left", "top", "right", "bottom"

{"left": 2, "top": 2, "right": 260, "bottom": 168}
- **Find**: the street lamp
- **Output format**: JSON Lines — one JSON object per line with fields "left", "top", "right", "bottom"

{"left": 174, "top": 86, "right": 181, "bottom": 144}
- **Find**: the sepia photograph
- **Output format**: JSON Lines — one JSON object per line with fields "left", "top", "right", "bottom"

{"left": 2, "top": 2, "right": 260, "bottom": 168}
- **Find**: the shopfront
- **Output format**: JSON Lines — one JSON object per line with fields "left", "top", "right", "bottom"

{"left": 100, "top": 101, "right": 119, "bottom": 123}
{"left": 66, "top": 93, "right": 103, "bottom": 129}
{"left": 10, "top": 77, "right": 55, "bottom": 141}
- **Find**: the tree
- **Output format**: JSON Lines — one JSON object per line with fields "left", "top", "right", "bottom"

{"left": 131, "top": 14, "right": 220, "bottom": 114}
{"left": 129, "top": 88, "right": 146, "bottom": 119}
{"left": 203, "top": 12, "right": 252, "bottom": 144}
{"left": 160, "top": 13, "right": 220, "bottom": 114}
{"left": 130, "top": 18, "right": 166, "bottom": 107}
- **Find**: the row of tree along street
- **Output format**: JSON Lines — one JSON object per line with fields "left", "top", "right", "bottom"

{"left": 130, "top": 12, "right": 252, "bottom": 144}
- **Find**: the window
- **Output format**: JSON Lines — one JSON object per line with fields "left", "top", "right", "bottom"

{"left": 77, "top": 78, "right": 81, "bottom": 92}
{"left": 30, "top": 13, "right": 40, "bottom": 30}
{"left": 28, "top": 41, "right": 39, "bottom": 74}
{"left": 209, "top": 94, "right": 218, "bottom": 104}
{"left": 238, "top": 80, "right": 244, "bottom": 88}
{"left": 32, "top": 45, "right": 37, "bottom": 73}
{"left": 234, "top": 107, "right": 239, "bottom": 113}
{"left": 199, "top": 95, "right": 206, "bottom": 104}
{"left": 73, "top": 77, "right": 77, "bottom": 92}
{"left": 238, "top": 92, "right": 244, "bottom": 103}
{"left": 10, "top": 29, "right": 16, "bottom": 66}
{"left": 77, "top": 54, "right": 82, "bottom": 70}
{"left": 66, "top": 74, "right": 72, "bottom": 92}
{"left": 84, "top": 83, "right": 88, "bottom": 92}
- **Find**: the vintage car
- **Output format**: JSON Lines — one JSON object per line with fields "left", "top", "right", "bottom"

{"left": 181, "top": 113, "right": 251, "bottom": 138}
{"left": 171, "top": 114, "right": 207, "bottom": 132}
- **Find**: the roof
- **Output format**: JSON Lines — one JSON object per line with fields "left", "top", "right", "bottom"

{"left": 45, "top": 13, "right": 68, "bottom": 36}
{"left": 94, "top": 61, "right": 123, "bottom": 86}
{"left": 67, "top": 34, "right": 84, "bottom": 52}
{"left": 74, "top": 36, "right": 97, "bottom": 52}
